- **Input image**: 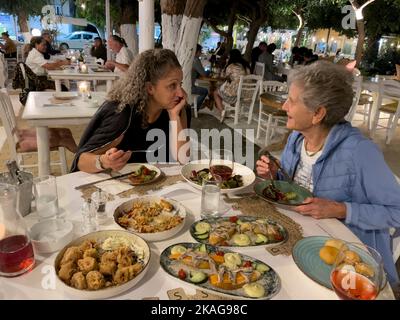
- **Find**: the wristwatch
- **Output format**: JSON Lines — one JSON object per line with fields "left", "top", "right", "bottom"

{"left": 95, "top": 155, "right": 106, "bottom": 171}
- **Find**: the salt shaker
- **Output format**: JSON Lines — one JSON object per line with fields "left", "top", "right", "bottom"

{"left": 91, "top": 190, "right": 107, "bottom": 225}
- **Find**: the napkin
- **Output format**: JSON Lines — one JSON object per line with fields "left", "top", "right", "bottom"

{"left": 95, "top": 180, "right": 133, "bottom": 195}
{"left": 161, "top": 165, "right": 182, "bottom": 176}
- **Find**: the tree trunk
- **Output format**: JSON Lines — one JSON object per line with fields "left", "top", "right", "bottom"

{"left": 17, "top": 11, "right": 30, "bottom": 43}
{"left": 293, "top": 11, "right": 304, "bottom": 48}
{"left": 364, "top": 33, "right": 380, "bottom": 64}
{"left": 244, "top": 22, "right": 261, "bottom": 62}
{"left": 175, "top": 0, "right": 207, "bottom": 95}
{"left": 121, "top": 24, "right": 138, "bottom": 55}
{"left": 350, "top": 0, "right": 376, "bottom": 67}
{"left": 355, "top": 19, "right": 365, "bottom": 67}
{"left": 207, "top": 0, "right": 238, "bottom": 57}
{"left": 242, "top": 0, "right": 268, "bottom": 62}
{"left": 119, "top": 1, "right": 138, "bottom": 55}
{"left": 161, "top": 0, "right": 185, "bottom": 51}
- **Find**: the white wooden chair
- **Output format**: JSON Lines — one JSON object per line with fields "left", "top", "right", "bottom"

{"left": 370, "top": 80, "right": 400, "bottom": 144}
{"left": 221, "top": 74, "right": 261, "bottom": 125}
{"left": 257, "top": 81, "right": 288, "bottom": 146}
{"left": 189, "top": 93, "right": 199, "bottom": 118}
{"left": 0, "top": 89, "right": 76, "bottom": 174}
{"left": 345, "top": 75, "right": 363, "bottom": 122}
{"left": 254, "top": 62, "right": 265, "bottom": 78}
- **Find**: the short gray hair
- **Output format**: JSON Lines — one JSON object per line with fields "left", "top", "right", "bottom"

{"left": 288, "top": 61, "right": 354, "bottom": 128}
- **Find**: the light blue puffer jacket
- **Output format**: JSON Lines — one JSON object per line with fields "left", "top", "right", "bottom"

{"left": 280, "top": 122, "right": 400, "bottom": 284}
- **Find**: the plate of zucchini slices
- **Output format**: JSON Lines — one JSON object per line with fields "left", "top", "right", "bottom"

{"left": 189, "top": 216, "right": 288, "bottom": 247}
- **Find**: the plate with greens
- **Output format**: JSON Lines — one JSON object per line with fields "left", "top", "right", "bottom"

{"left": 181, "top": 160, "right": 255, "bottom": 194}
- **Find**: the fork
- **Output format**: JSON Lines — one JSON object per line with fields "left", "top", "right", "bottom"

{"left": 258, "top": 149, "right": 292, "bottom": 183}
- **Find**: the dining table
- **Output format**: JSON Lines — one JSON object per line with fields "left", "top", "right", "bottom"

{"left": 21, "top": 91, "right": 106, "bottom": 176}
{"left": 0, "top": 163, "right": 394, "bottom": 300}
{"left": 47, "top": 66, "right": 119, "bottom": 92}
{"left": 198, "top": 74, "right": 225, "bottom": 110}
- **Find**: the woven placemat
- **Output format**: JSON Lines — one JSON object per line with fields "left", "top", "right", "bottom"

{"left": 118, "top": 174, "right": 184, "bottom": 198}
{"left": 78, "top": 174, "right": 184, "bottom": 201}
{"left": 224, "top": 194, "right": 303, "bottom": 256}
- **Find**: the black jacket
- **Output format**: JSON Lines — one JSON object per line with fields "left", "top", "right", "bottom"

{"left": 71, "top": 101, "right": 133, "bottom": 172}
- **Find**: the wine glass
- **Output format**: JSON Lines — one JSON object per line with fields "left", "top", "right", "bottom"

{"left": 330, "top": 242, "right": 384, "bottom": 300}
{"left": 209, "top": 149, "right": 234, "bottom": 182}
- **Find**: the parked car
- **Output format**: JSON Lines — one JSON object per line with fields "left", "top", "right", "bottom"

{"left": 57, "top": 31, "right": 98, "bottom": 50}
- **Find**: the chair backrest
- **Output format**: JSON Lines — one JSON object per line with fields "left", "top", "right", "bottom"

{"left": 0, "top": 89, "right": 18, "bottom": 160}
{"left": 236, "top": 74, "right": 262, "bottom": 104}
{"left": 396, "top": 64, "right": 400, "bottom": 81}
{"left": 16, "top": 45, "right": 23, "bottom": 63}
{"left": 261, "top": 80, "right": 287, "bottom": 94}
{"left": 18, "top": 62, "right": 29, "bottom": 89}
{"left": 345, "top": 75, "right": 362, "bottom": 122}
{"left": 254, "top": 62, "right": 265, "bottom": 77}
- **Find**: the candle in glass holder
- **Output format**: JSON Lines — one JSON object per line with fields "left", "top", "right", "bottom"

{"left": 80, "top": 63, "right": 88, "bottom": 73}
{"left": 78, "top": 81, "right": 89, "bottom": 99}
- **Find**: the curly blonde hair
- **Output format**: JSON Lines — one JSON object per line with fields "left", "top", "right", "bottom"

{"left": 107, "top": 48, "right": 181, "bottom": 118}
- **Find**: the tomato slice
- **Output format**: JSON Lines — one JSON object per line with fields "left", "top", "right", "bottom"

{"left": 243, "top": 261, "right": 252, "bottom": 268}
{"left": 229, "top": 216, "right": 238, "bottom": 223}
{"left": 178, "top": 269, "right": 187, "bottom": 280}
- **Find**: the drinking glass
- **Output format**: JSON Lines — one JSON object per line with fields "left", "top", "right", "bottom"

{"left": 209, "top": 149, "right": 234, "bottom": 182}
{"left": 33, "top": 175, "right": 59, "bottom": 220}
{"left": 330, "top": 242, "right": 384, "bottom": 300}
{"left": 200, "top": 180, "right": 221, "bottom": 219}
{"left": 0, "top": 183, "right": 35, "bottom": 277}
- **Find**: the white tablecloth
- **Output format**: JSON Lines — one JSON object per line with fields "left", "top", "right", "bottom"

{"left": 0, "top": 164, "right": 394, "bottom": 300}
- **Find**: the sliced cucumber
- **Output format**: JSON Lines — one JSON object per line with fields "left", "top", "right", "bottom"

{"left": 171, "top": 245, "right": 187, "bottom": 255}
{"left": 255, "top": 263, "right": 270, "bottom": 273}
{"left": 232, "top": 233, "right": 251, "bottom": 246}
{"left": 255, "top": 233, "right": 268, "bottom": 244}
{"left": 236, "top": 219, "right": 244, "bottom": 225}
{"left": 189, "top": 271, "right": 208, "bottom": 283}
{"left": 195, "top": 233, "right": 209, "bottom": 240}
{"left": 195, "top": 243, "right": 208, "bottom": 253}
{"left": 195, "top": 222, "right": 211, "bottom": 234}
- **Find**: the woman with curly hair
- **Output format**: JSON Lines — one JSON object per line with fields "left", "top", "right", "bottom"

{"left": 71, "top": 49, "right": 189, "bottom": 172}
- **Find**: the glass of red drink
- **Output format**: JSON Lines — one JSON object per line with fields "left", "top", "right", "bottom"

{"left": 330, "top": 242, "right": 384, "bottom": 300}
{"left": 0, "top": 183, "right": 35, "bottom": 277}
{"left": 209, "top": 149, "right": 234, "bottom": 182}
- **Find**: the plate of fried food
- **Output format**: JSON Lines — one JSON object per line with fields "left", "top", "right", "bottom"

{"left": 190, "top": 216, "right": 287, "bottom": 247}
{"left": 123, "top": 164, "right": 161, "bottom": 186}
{"left": 113, "top": 195, "right": 186, "bottom": 241}
{"left": 54, "top": 230, "right": 150, "bottom": 299}
{"left": 181, "top": 160, "right": 255, "bottom": 194}
{"left": 292, "top": 236, "right": 386, "bottom": 290}
{"left": 160, "top": 242, "right": 281, "bottom": 299}
{"left": 254, "top": 179, "right": 312, "bottom": 207}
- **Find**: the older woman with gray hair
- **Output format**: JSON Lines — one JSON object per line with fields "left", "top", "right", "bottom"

{"left": 256, "top": 61, "right": 400, "bottom": 285}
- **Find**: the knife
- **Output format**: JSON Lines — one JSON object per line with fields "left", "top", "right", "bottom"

{"left": 74, "top": 171, "right": 135, "bottom": 190}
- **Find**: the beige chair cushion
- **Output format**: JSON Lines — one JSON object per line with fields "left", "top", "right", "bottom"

{"left": 380, "top": 98, "right": 399, "bottom": 114}
{"left": 16, "top": 128, "right": 77, "bottom": 153}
